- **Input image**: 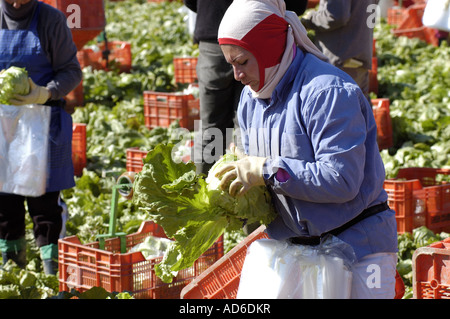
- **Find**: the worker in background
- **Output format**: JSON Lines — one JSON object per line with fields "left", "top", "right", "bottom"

{"left": 0, "top": 0, "right": 82, "bottom": 275}
{"left": 301, "top": 0, "right": 379, "bottom": 98}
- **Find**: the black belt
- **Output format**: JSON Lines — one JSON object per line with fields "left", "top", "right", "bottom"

{"left": 289, "top": 201, "right": 390, "bottom": 246}
{"left": 45, "top": 98, "right": 66, "bottom": 108}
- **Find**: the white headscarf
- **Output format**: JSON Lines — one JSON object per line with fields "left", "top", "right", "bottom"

{"left": 218, "top": 0, "right": 328, "bottom": 99}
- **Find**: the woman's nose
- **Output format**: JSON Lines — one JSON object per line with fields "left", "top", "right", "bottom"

{"left": 233, "top": 66, "right": 244, "bottom": 81}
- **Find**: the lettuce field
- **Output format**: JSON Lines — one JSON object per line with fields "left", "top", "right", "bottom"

{"left": 0, "top": 0, "right": 449, "bottom": 299}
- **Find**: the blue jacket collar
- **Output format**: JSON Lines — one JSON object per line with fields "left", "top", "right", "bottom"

{"left": 270, "top": 47, "right": 305, "bottom": 104}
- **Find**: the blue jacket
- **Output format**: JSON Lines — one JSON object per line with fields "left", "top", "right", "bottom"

{"left": 238, "top": 48, "right": 398, "bottom": 260}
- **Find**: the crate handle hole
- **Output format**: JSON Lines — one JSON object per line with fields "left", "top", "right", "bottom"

{"left": 156, "top": 97, "right": 168, "bottom": 102}
{"left": 430, "top": 279, "right": 440, "bottom": 289}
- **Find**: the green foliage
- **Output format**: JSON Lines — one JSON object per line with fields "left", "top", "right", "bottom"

{"left": 81, "top": 1, "right": 198, "bottom": 107}
{"left": 374, "top": 23, "right": 450, "bottom": 178}
{"left": 0, "top": 262, "right": 59, "bottom": 299}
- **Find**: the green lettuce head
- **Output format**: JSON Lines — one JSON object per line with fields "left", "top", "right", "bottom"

{"left": 0, "top": 67, "right": 30, "bottom": 105}
{"left": 132, "top": 143, "right": 276, "bottom": 283}
{"left": 206, "top": 153, "right": 276, "bottom": 230}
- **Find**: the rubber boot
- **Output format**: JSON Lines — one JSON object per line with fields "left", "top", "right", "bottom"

{"left": 1, "top": 249, "right": 27, "bottom": 269}
{"left": 40, "top": 243, "right": 58, "bottom": 275}
{"left": 0, "top": 238, "right": 27, "bottom": 269}
{"left": 42, "top": 258, "right": 58, "bottom": 275}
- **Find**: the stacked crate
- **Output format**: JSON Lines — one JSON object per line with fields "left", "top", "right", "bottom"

{"left": 388, "top": 3, "right": 439, "bottom": 46}
{"left": 143, "top": 91, "right": 199, "bottom": 131}
{"left": 384, "top": 168, "right": 450, "bottom": 234}
{"left": 371, "top": 98, "right": 393, "bottom": 150}
{"left": 173, "top": 57, "right": 198, "bottom": 84}
{"left": 143, "top": 56, "right": 199, "bottom": 131}
{"left": 78, "top": 41, "right": 132, "bottom": 73}
{"left": 72, "top": 123, "right": 87, "bottom": 177}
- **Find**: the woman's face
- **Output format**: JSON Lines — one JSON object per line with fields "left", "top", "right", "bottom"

{"left": 221, "top": 44, "right": 260, "bottom": 92}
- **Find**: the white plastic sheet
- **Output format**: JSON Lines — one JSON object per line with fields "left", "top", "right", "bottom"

{"left": 130, "top": 235, "right": 174, "bottom": 260}
{"left": 422, "top": 0, "right": 450, "bottom": 32}
{"left": 0, "top": 104, "right": 50, "bottom": 197}
{"left": 237, "top": 236, "right": 356, "bottom": 299}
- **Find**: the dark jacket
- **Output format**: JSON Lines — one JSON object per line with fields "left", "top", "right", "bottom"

{"left": 300, "top": 0, "right": 379, "bottom": 69}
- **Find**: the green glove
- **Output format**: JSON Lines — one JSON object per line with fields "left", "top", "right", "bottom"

{"left": 9, "top": 78, "right": 50, "bottom": 105}
{"left": 215, "top": 152, "right": 267, "bottom": 197}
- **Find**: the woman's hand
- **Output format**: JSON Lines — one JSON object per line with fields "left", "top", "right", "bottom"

{"left": 9, "top": 78, "right": 50, "bottom": 105}
{"left": 214, "top": 154, "right": 267, "bottom": 197}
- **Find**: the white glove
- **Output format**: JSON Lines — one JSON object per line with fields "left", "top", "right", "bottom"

{"left": 229, "top": 143, "right": 246, "bottom": 159}
{"left": 215, "top": 151, "right": 267, "bottom": 197}
{"left": 10, "top": 78, "right": 50, "bottom": 105}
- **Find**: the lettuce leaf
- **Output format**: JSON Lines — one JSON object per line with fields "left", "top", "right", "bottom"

{"left": 132, "top": 143, "right": 276, "bottom": 283}
{"left": 0, "top": 67, "right": 30, "bottom": 105}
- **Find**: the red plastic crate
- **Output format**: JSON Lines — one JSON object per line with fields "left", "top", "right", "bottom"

{"left": 41, "top": 0, "right": 105, "bottom": 50}
{"left": 126, "top": 142, "right": 193, "bottom": 173}
{"left": 373, "top": 39, "right": 376, "bottom": 57}
{"left": 307, "top": 0, "right": 320, "bottom": 8}
{"left": 392, "top": 26, "right": 439, "bottom": 46}
{"left": 64, "top": 80, "right": 84, "bottom": 112}
{"left": 79, "top": 41, "right": 132, "bottom": 73}
{"left": 72, "top": 123, "right": 87, "bottom": 177}
{"left": 387, "top": 4, "right": 425, "bottom": 29}
{"left": 371, "top": 98, "right": 393, "bottom": 150}
{"left": 59, "top": 220, "right": 224, "bottom": 299}
{"left": 413, "top": 237, "right": 450, "bottom": 299}
{"left": 143, "top": 91, "right": 199, "bottom": 131}
{"left": 394, "top": 0, "right": 420, "bottom": 6}
{"left": 368, "top": 57, "right": 378, "bottom": 95}
{"left": 181, "top": 226, "right": 269, "bottom": 299}
{"left": 384, "top": 168, "right": 450, "bottom": 234}
{"left": 126, "top": 147, "right": 149, "bottom": 173}
{"left": 387, "top": 7, "right": 405, "bottom": 26}
{"left": 173, "top": 57, "right": 198, "bottom": 84}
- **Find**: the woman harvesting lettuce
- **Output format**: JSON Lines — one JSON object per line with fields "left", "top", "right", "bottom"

{"left": 214, "top": 0, "right": 398, "bottom": 298}
{"left": 0, "top": 0, "right": 81, "bottom": 275}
